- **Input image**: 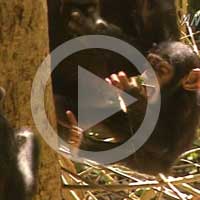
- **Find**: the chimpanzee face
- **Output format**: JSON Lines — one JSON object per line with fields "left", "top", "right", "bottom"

{"left": 147, "top": 53, "right": 174, "bottom": 88}
{"left": 138, "top": 41, "right": 200, "bottom": 104}
{"left": 146, "top": 42, "right": 200, "bottom": 93}
{"left": 61, "top": 0, "right": 107, "bottom": 37}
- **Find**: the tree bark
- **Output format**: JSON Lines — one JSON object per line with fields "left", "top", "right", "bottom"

{"left": 0, "top": 0, "right": 78, "bottom": 199}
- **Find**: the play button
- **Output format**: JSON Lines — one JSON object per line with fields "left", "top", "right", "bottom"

{"left": 78, "top": 66, "right": 137, "bottom": 131}
{"left": 31, "top": 35, "right": 161, "bottom": 164}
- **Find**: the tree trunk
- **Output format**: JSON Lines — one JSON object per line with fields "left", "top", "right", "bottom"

{"left": 0, "top": 0, "right": 78, "bottom": 199}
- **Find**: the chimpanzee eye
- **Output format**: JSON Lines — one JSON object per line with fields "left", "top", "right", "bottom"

{"left": 147, "top": 53, "right": 163, "bottom": 67}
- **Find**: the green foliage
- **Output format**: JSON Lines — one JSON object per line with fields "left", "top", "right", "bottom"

{"left": 187, "top": 152, "right": 199, "bottom": 161}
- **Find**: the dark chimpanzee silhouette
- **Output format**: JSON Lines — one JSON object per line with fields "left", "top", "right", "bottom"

{"left": 100, "top": 0, "right": 180, "bottom": 51}
{"left": 0, "top": 88, "right": 39, "bottom": 200}
{"left": 48, "top": 0, "right": 120, "bottom": 49}
{"left": 47, "top": 0, "right": 142, "bottom": 49}
{"left": 48, "top": 0, "right": 200, "bottom": 175}
{"left": 50, "top": 0, "right": 141, "bottom": 142}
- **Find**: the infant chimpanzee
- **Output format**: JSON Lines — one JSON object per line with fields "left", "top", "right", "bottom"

{"left": 93, "top": 41, "right": 200, "bottom": 175}
{"left": 66, "top": 42, "right": 200, "bottom": 175}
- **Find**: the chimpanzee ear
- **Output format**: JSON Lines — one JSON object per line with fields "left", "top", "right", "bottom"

{"left": 182, "top": 69, "right": 200, "bottom": 91}
{"left": 0, "top": 87, "right": 6, "bottom": 102}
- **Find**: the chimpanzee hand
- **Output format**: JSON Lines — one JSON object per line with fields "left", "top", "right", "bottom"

{"left": 105, "top": 71, "right": 146, "bottom": 99}
{"left": 66, "top": 111, "right": 83, "bottom": 156}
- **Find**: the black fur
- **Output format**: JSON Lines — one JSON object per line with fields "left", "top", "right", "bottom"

{"left": 100, "top": 0, "right": 180, "bottom": 51}
{"left": 0, "top": 89, "right": 39, "bottom": 200}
